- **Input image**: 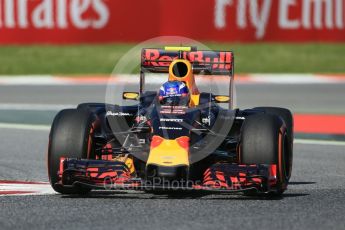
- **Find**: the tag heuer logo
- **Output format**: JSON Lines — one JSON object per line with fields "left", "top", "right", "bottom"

{"left": 106, "top": 111, "right": 132, "bottom": 116}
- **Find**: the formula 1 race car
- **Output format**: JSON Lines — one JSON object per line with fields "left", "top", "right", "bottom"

{"left": 47, "top": 46, "right": 293, "bottom": 196}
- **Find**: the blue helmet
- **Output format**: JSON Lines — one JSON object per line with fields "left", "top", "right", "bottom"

{"left": 159, "top": 81, "right": 190, "bottom": 106}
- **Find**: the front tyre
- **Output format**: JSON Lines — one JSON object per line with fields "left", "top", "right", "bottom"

{"left": 240, "top": 114, "right": 289, "bottom": 194}
{"left": 47, "top": 109, "right": 98, "bottom": 194}
{"left": 254, "top": 107, "right": 293, "bottom": 180}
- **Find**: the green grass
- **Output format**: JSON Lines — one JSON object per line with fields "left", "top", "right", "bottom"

{"left": 0, "top": 43, "right": 344, "bottom": 75}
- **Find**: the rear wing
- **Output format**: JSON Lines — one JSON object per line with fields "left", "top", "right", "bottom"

{"left": 141, "top": 47, "right": 234, "bottom": 75}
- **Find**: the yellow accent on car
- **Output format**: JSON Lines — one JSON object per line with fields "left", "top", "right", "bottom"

{"left": 190, "top": 94, "right": 200, "bottom": 106}
{"left": 215, "top": 95, "right": 230, "bottom": 103}
{"left": 147, "top": 139, "right": 189, "bottom": 167}
{"left": 112, "top": 154, "right": 136, "bottom": 175}
{"left": 164, "top": 46, "right": 192, "bottom": 52}
{"left": 123, "top": 92, "right": 139, "bottom": 100}
{"left": 125, "top": 157, "right": 136, "bottom": 175}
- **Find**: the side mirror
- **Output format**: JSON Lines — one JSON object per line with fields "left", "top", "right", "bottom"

{"left": 123, "top": 92, "right": 139, "bottom": 100}
{"left": 214, "top": 95, "right": 230, "bottom": 103}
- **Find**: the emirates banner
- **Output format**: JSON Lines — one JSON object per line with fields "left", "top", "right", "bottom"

{"left": 0, "top": 0, "right": 344, "bottom": 44}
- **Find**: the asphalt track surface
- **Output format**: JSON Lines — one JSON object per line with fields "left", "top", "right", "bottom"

{"left": 0, "top": 83, "right": 344, "bottom": 113}
{"left": 0, "top": 83, "right": 344, "bottom": 126}
{"left": 0, "top": 83, "right": 345, "bottom": 230}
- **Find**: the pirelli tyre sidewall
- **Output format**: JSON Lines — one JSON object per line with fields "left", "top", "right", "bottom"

{"left": 240, "top": 114, "right": 289, "bottom": 194}
{"left": 47, "top": 108, "right": 98, "bottom": 194}
{"left": 254, "top": 107, "right": 293, "bottom": 181}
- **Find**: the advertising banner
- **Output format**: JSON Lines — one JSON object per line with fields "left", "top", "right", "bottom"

{"left": 0, "top": 0, "right": 344, "bottom": 44}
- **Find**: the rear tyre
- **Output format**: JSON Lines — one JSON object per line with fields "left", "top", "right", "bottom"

{"left": 254, "top": 107, "right": 293, "bottom": 180}
{"left": 48, "top": 109, "right": 98, "bottom": 194}
{"left": 240, "top": 114, "right": 289, "bottom": 194}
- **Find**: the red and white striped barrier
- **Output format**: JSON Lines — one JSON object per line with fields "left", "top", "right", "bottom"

{"left": 0, "top": 180, "right": 56, "bottom": 196}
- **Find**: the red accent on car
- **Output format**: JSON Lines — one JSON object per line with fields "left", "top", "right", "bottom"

{"left": 150, "top": 135, "right": 164, "bottom": 149}
{"left": 176, "top": 136, "right": 190, "bottom": 150}
{"left": 59, "top": 157, "right": 65, "bottom": 175}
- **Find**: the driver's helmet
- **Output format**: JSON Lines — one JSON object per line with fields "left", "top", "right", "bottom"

{"left": 159, "top": 81, "right": 190, "bottom": 106}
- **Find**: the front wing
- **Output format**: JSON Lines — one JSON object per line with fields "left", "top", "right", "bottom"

{"left": 56, "top": 158, "right": 280, "bottom": 193}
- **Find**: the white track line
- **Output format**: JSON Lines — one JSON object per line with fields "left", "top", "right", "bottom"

{"left": 294, "top": 139, "right": 345, "bottom": 146}
{"left": 248, "top": 74, "right": 343, "bottom": 84}
{"left": 0, "top": 74, "right": 344, "bottom": 85}
{"left": 0, "top": 103, "right": 76, "bottom": 111}
{"left": 0, "top": 76, "right": 57, "bottom": 85}
{"left": 0, "top": 123, "right": 50, "bottom": 131}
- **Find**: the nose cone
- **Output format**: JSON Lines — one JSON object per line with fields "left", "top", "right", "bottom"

{"left": 146, "top": 136, "right": 190, "bottom": 183}
{"left": 147, "top": 136, "right": 190, "bottom": 167}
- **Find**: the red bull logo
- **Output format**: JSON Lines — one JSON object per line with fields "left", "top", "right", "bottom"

{"left": 167, "top": 87, "right": 178, "bottom": 95}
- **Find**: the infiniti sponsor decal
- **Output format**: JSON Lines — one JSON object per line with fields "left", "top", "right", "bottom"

{"left": 160, "top": 118, "right": 183, "bottom": 122}
{"left": 159, "top": 127, "right": 182, "bottom": 130}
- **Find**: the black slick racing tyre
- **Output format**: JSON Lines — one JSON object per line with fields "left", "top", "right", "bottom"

{"left": 240, "top": 114, "right": 289, "bottom": 194}
{"left": 254, "top": 107, "right": 293, "bottom": 180}
{"left": 47, "top": 109, "right": 98, "bottom": 194}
